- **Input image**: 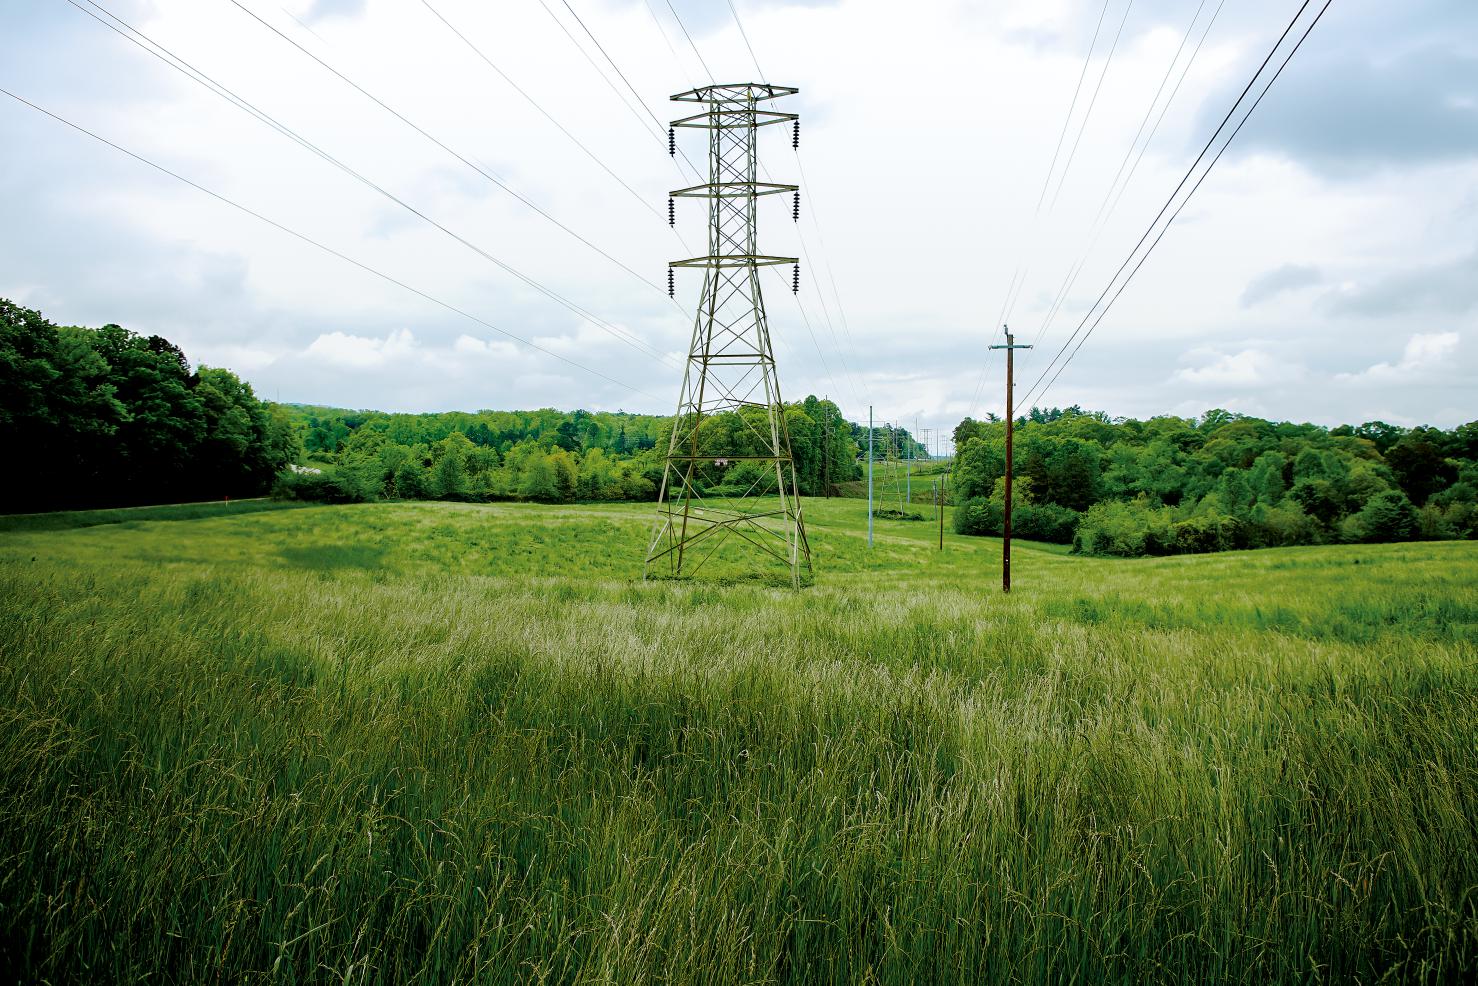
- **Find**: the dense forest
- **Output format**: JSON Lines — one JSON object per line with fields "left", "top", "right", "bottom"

{"left": 278, "top": 397, "right": 864, "bottom": 504}
{"left": 9, "top": 295, "right": 1471, "bottom": 560}
{"left": 951, "top": 407, "right": 1478, "bottom": 555}
{"left": 0, "top": 299, "right": 299, "bottom": 512}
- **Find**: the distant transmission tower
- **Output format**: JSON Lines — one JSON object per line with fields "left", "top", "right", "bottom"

{"left": 645, "top": 83, "right": 812, "bottom": 586}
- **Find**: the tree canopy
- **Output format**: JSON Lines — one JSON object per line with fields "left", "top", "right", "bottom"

{"left": 950, "top": 409, "right": 1478, "bottom": 554}
{"left": 0, "top": 298, "right": 299, "bottom": 512}
{"left": 274, "top": 396, "right": 863, "bottom": 506}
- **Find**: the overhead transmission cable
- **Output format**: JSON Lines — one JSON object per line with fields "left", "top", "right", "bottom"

{"left": 1097, "top": 0, "right": 1229, "bottom": 250}
{"left": 1006, "top": 0, "right": 1134, "bottom": 327}
{"left": 0, "top": 87, "right": 661, "bottom": 401}
{"left": 556, "top": 0, "right": 672, "bottom": 136}
{"left": 707, "top": 0, "right": 865, "bottom": 410}
{"left": 414, "top": 0, "right": 711, "bottom": 317}
{"left": 1045, "top": 0, "right": 1135, "bottom": 212}
{"left": 1034, "top": 0, "right": 1114, "bottom": 215}
{"left": 722, "top": 0, "right": 874, "bottom": 404}
{"left": 1019, "top": 0, "right": 1223, "bottom": 389}
{"left": 1022, "top": 0, "right": 1335, "bottom": 409}
{"left": 664, "top": 0, "right": 717, "bottom": 81}
{"left": 964, "top": 0, "right": 1127, "bottom": 422}
{"left": 531, "top": 0, "right": 663, "bottom": 140}
{"left": 418, "top": 0, "right": 657, "bottom": 218}
{"left": 222, "top": 0, "right": 663, "bottom": 294}
{"left": 713, "top": 0, "right": 871, "bottom": 409}
{"left": 963, "top": 0, "right": 1111, "bottom": 419}
{"left": 73, "top": 0, "right": 678, "bottom": 368}
{"left": 726, "top": 0, "right": 765, "bottom": 79}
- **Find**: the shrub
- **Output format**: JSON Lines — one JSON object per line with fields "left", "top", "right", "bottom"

{"left": 1011, "top": 502, "right": 1079, "bottom": 544}
{"left": 271, "top": 469, "right": 369, "bottom": 504}
{"left": 952, "top": 497, "right": 1002, "bottom": 536}
{"left": 1352, "top": 490, "right": 1418, "bottom": 543}
{"left": 1072, "top": 498, "right": 1174, "bottom": 557}
{"left": 1171, "top": 512, "right": 1242, "bottom": 554}
{"left": 1246, "top": 501, "right": 1319, "bottom": 548}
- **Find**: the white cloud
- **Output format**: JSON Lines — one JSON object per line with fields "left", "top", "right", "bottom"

{"left": 3, "top": 0, "right": 1477, "bottom": 430}
{"left": 198, "top": 344, "right": 281, "bottom": 372}
{"left": 1173, "top": 347, "right": 1298, "bottom": 386}
{"left": 453, "top": 334, "right": 519, "bottom": 360}
{"left": 1336, "top": 331, "right": 1460, "bottom": 382}
{"left": 303, "top": 328, "right": 417, "bottom": 369}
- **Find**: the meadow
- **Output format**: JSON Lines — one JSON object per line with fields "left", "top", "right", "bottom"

{"left": 1, "top": 497, "right": 1474, "bottom": 983}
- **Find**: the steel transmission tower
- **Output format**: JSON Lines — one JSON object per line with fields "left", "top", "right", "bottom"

{"left": 645, "top": 83, "right": 812, "bottom": 586}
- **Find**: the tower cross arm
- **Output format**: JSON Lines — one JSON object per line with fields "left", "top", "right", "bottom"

{"left": 672, "top": 83, "right": 799, "bottom": 102}
{"left": 671, "top": 109, "right": 798, "bottom": 130}
{"left": 669, "top": 254, "right": 798, "bottom": 269}
{"left": 671, "top": 181, "right": 798, "bottom": 199}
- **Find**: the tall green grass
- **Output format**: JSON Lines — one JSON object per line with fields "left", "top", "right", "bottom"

{"left": 1, "top": 499, "right": 1474, "bottom": 982}
{"left": 0, "top": 497, "right": 298, "bottom": 532}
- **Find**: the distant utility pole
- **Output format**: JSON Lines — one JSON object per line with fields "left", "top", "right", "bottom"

{"left": 646, "top": 83, "right": 810, "bottom": 586}
{"left": 821, "top": 400, "right": 830, "bottom": 498}
{"left": 988, "top": 325, "right": 1032, "bottom": 593}
{"left": 905, "top": 420, "right": 911, "bottom": 506}
{"left": 935, "top": 477, "right": 942, "bottom": 550}
{"left": 867, "top": 405, "right": 874, "bottom": 548}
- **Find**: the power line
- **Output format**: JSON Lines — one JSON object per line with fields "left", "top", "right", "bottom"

{"left": 1025, "top": 0, "right": 1319, "bottom": 403}
{"left": 641, "top": 0, "right": 691, "bottom": 80}
{"left": 531, "top": 0, "right": 662, "bottom": 141}
{"left": 1022, "top": 0, "right": 1335, "bottom": 409}
{"left": 555, "top": 0, "right": 670, "bottom": 135}
{"left": 0, "top": 85, "right": 663, "bottom": 401}
{"left": 223, "top": 0, "right": 660, "bottom": 293}
{"left": 72, "top": 0, "right": 678, "bottom": 368}
{"left": 1035, "top": 0, "right": 1113, "bottom": 214}
{"left": 1085, "top": 0, "right": 1215, "bottom": 244}
{"left": 1045, "top": 0, "right": 1135, "bottom": 213}
{"left": 543, "top": 0, "right": 862, "bottom": 414}
{"left": 693, "top": 0, "right": 872, "bottom": 407}
{"left": 1004, "top": 0, "right": 1135, "bottom": 331}
{"left": 664, "top": 0, "right": 716, "bottom": 81}
{"left": 418, "top": 0, "right": 657, "bottom": 217}
{"left": 967, "top": 0, "right": 1117, "bottom": 422}
{"left": 726, "top": 0, "right": 765, "bottom": 79}
{"left": 1021, "top": 0, "right": 1223, "bottom": 371}
{"left": 1098, "top": 0, "right": 1228, "bottom": 246}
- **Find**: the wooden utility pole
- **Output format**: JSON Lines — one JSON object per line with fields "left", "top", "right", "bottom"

{"left": 936, "top": 478, "right": 943, "bottom": 550}
{"left": 821, "top": 402, "right": 830, "bottom": 498}
{"left": 988, "top": 326, "right": 1032, "bottom": 593}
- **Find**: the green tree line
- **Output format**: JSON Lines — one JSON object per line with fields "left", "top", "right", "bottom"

{"left": 275, "top": 395, "right": 861, "bottom": 505}
{"left": 1, "top": 299, "right": 299, "bottom": 513}
{"left": 951, "top": 407, "right": 1478, "bottom": 555}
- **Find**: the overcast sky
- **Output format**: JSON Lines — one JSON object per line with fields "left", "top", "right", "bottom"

{"left": 2, "top": 0, "right": 1474, "bottom": 441}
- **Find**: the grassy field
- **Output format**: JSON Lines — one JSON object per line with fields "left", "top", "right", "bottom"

{"left": 1, "top": 497, "right": 1474, "bottom": 983}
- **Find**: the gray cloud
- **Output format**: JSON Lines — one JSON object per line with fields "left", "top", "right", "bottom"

{"left": 1206, "top": 0, "right": 1478, "bottom": 177}
{"left": 1329, "top": 248, "right": 1478, "bottom": 318}
{"left": 1240, "top": 263, "right": 1322, "bottom": 308}
{"left": 4, "top": 0, "right": 1476, "bottom": 432}
{"left": 305, "top": 0, "right": 366, "bottom": 22}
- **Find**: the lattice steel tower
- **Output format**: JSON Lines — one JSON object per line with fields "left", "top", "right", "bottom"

{"left": 645, "top": 83, "right": 812, "bottom": 586}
